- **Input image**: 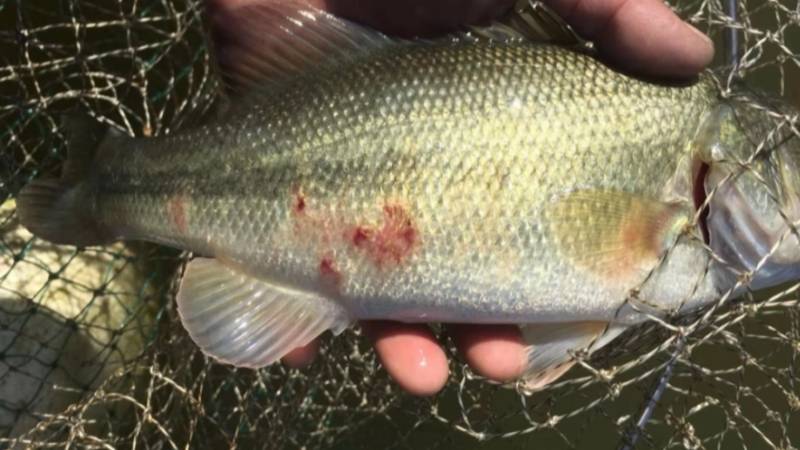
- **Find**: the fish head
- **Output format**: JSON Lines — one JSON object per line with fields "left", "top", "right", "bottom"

{"left": 701, "top": 95, "right": 800, "bottom": 291}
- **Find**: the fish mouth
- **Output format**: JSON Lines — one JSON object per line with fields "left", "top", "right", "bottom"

{"left": 706, "top": 168, "right": 800, "bottom": 291}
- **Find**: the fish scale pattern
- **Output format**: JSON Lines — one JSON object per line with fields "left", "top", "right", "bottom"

{"left": 89, "top": 41, "right": 716, "bottom": 324}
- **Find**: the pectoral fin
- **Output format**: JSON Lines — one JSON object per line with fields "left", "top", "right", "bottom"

{"left": 545, "top": 190, "right": 690, "bottom": 283}
{"left": 176, "top": 258, "right": 352, "bottom": 368}
{"left": 519, "top": 321, "right": 627, "bottom": 391}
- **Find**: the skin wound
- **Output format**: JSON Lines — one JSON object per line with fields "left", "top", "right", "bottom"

{"left": 167, "top": 195, "right": 189, "bottom": 234}
{"left": 346, "top": 204, "right": 419, "bottom": 268}
{"left": 287, "top": 188, "right": 420, "bottom": 291}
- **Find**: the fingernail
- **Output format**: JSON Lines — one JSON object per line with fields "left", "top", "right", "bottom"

{"left": 685, "top": 22, "right": 713, "bottom": 47}
{"left": 682, "top": 22, "right": 715, "bottom": 70}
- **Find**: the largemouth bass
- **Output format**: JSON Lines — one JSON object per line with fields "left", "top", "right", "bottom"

{"left": 17, "top": 1, "right": 800, "bottom": 389}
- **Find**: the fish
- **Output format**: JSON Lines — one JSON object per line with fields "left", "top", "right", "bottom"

{"left": 16, "top": 0, "right": 800, "bottom": 390}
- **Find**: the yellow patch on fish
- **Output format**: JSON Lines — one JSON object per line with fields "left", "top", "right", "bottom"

{"left": 545, "top": 190, "right": 690, "bottom": 284}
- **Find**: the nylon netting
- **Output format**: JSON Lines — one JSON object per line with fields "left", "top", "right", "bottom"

{"left": 0, "top": 0, "right": 799, "bottom": 448}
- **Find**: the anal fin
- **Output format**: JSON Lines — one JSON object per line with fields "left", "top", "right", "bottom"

{"left": 177, "top": 258, "right": 352, "bottom": 368}
{"left": 519, "top": 321, "right": 627, "bottom": 391}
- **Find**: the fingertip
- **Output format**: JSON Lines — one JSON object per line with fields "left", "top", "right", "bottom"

{"left": 609, "top": 2, "right": 714, "bottom": 78}
{"left": 679, "top": 21, "right": 716, "bottom": 71}
{"left": 547, "top": 0, "right": 714, "bottom": 78}
{"left": 362, "top": 321, "right": 449, "bottom": 396}
{"left": 602, "top": 0, "right": 714, "bottom": 78}
{"left": 451, "top": 324, "right": 525, "bottom": 382}
{"left": 281, "top": 339, "right": 320, "bottom": 368}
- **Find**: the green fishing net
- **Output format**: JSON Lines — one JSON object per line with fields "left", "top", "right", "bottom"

{"left": 0, "top": 0, "right": 799, "bottom": 448}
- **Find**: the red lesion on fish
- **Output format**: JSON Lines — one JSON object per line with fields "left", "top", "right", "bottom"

{"left": 167, "top": 195, "right": 189, "bottom": 234}
{"left": 294, "top": 193, "right": 306, "bottom": 214}
{"left": 347, "top": 204, "right": 419, "bottom": 267}
{"left": 351, "top": 226, "right": 371, "bottom": 247}
{"left": 291, "top": 186, "right": 307, "bottom": 215}
{"left": 289, "top": 187, "right": 336, "bottom": 247}
{"left": 318, "top": 252, "right": 343, "bottom": 291}
{"left": 287, "top": 190, "right": 419, "bottom": 272}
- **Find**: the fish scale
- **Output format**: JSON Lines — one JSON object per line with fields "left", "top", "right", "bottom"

{"left": 18, "top": 1, "right": 800, "bottom": 388}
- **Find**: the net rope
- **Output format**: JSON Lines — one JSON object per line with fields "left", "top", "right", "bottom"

{"left": 0, "top": 0, "right": 799, "bottom": 448}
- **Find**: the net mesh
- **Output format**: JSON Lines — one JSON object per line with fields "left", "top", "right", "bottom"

{"left": 0, "top": 0, "right": 799, "bottom": 448}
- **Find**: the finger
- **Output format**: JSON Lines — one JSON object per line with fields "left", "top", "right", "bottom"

{"left": 361, "top": 321, "right": 449, "bottom": 396}
{"left": 545, "top": 0, "right": 714, "bottom": 77}
{"left": 450, "top": 324, "right": 525, "bottom": 382}
{"left": 281, "top": 339, "right": 320, "bottom": 368}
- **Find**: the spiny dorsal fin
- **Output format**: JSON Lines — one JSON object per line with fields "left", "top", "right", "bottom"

{"left": 470, "top": 0, "right": 586, "bottom": 47}
{"left": 207, "top": 0, "right": 392, "bottom": 95}
{"left": 208, "top": 0, "right": 588, "bottom": 98}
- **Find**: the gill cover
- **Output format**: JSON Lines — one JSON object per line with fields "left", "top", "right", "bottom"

{"left": 700, "top": 98, "right": 800, "bottom": 291}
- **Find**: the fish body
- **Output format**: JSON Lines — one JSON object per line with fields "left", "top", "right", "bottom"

{"left": 95, "top": 42, "right": 716, "bottom": 324}
{"left": 18, "top": 2, "right": 800, "bottom": 388}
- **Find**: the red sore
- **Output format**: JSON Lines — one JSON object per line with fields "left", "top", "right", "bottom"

{"left": 167, "top": 195, "right": 188, "bottom": 233}
{"left": 319, "top": 254, "right": 342, "bottom": 288}
{"left": 294, "top": 193, "right": 306, "bottom": 213}
{"left": 351, "top": 227, "right": 372, "bottom": 247}
{"left": 349, "top": 204, "right": 418, "bottom": 267}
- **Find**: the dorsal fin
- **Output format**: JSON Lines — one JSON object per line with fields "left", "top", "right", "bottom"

{"left": 207, "top": 0, "right": 392, "bottom": 95}
{"left": 470, "top": 0, "right": 586, "bottom": 47}
{"left": 207, "top": 0, "right": 587, "bottom": 98}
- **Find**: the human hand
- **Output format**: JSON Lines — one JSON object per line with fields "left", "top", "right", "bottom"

{"left": 318, "top": 0, "right": 715, "bottom": 77}
{"left": 284, "top": 321, "right": 526, "bottom": 396}
{"left": 216, "top": 0, "right": 715, "bottom": 396}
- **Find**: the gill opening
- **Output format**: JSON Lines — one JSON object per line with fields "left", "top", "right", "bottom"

{"left": 693, "top": 161, "right": 711, "bottom": 244}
